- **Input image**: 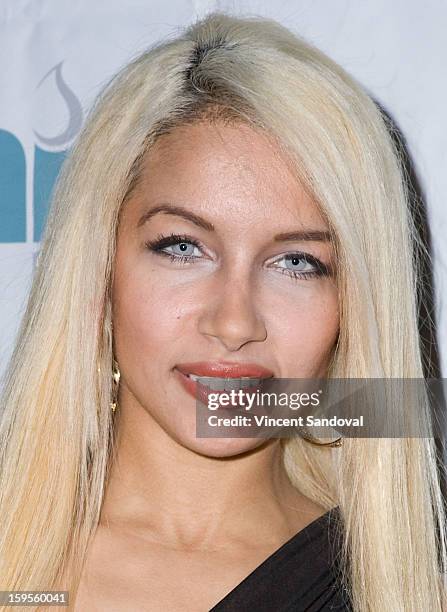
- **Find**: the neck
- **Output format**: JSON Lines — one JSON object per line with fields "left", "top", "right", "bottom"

{"left": 100, "top": 395, "right": 322, "bottom": 550}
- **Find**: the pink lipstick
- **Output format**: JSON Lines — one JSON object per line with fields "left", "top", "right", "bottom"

{"left": 174, "top": 361, "right": 274, "bottom": 407}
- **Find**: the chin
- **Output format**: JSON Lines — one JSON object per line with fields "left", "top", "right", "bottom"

{"left": 179, "top": 435, "right": 268, "bottom": 459}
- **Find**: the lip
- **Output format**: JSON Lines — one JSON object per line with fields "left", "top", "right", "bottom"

{"left": 175, "top": 361, "right": 274, "bottom": 378}
{"left": 174, "top": 361, "right": 274, "bottom": 408}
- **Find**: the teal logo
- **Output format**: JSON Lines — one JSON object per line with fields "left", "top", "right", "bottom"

{"left": 0, "top": 62, "right": 83, "bottom": 243}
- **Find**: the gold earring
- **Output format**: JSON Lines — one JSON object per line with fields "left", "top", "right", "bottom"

{"left": 111, "top": 358, "right": 121, "bottom": 413}
{"left": 300, "top": 432, "right": 343, "bottom": 447}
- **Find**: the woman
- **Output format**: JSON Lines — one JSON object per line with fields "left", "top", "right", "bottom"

{"left": 0, "top": 11, "right": 445, "bottom": 611}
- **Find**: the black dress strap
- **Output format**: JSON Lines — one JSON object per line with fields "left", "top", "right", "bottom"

{"left": 209, "top": 506, "right": 352, "bottom": 611}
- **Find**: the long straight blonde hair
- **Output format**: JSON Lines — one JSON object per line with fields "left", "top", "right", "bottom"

{"left": 0, "top": 11, "right": 445, "bottom": 611}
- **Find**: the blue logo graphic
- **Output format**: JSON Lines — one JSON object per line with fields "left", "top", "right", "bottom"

{"left": 0, "top": 62, "right": 83, "bottom": 243}
{"left": 0, "top": 130, "right": 26, "bottom": 242}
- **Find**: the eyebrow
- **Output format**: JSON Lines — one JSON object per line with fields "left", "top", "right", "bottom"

{"left": 137, "top": 203, "right": 332, "bottom": 242}
{"left": 137, "top": 204, "right": 214, "bottom": 231}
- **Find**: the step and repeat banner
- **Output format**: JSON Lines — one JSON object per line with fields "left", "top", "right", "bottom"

{"left": 1, "top": 0, "right": 446, "bottom": 385}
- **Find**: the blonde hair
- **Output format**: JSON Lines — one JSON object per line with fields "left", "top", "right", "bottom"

{"left": 0, "top": 11, "right": 445, "bottom": 611}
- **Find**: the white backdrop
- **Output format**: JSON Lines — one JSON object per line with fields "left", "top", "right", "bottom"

{"left": 1, "top": 0, "right": 446, "bottom": 387}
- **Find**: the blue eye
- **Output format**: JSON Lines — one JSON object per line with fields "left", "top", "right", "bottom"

{"left": 145, "top": 234, "right": 331, "bottom": 280}
{"left": 145, "top": 233, "right": 203, "bottom": 263}
{"left": 171, "top": 242, "right": 195, "bottom": 256}
{"left": 271, "top": 253, "right": 329, "bottom": 280}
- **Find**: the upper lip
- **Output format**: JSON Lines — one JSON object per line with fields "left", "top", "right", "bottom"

{"left": 175, "top": 361, "right": 274, "bottom": 378}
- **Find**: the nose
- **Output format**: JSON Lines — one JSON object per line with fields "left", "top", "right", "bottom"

{"left": 198, "top": 276, "right": 267, "bottom": 352}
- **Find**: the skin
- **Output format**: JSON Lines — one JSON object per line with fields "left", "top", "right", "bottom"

{"left": 74, "top": 121, "right": 339, "bottom": 611}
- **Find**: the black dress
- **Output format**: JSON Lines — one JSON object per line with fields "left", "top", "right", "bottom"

{"left": 209, "top": 506, "right": 352, "bottom": 611}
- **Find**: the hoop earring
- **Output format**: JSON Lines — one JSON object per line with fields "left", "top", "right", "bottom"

{"left": 111, "top": 358, "right": 121, "bottom": 413}
{"left": 300, "top": 432, "right": 343, "bottom": 448}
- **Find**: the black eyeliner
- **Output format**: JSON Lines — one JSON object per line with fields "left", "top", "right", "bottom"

{"left": 145, "top": 233, "right": 333, "bottom": 278}
{"left": 282, "top": 252, "right": 331, "bottom": 277}
{"left": 145, "top": 232, "right": 202, "bottom": 252}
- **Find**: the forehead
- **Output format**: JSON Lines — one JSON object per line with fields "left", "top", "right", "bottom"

{"left": 123, "top": 120, "right": 326, "bottom": 230}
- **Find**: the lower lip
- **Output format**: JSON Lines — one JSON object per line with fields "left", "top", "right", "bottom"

{"left": 174, "top": 368, "right": 265, "bottom": 408}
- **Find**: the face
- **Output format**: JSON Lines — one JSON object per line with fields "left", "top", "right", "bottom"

{"left": 112, "top": 121, "right": 339, "bottom": 457}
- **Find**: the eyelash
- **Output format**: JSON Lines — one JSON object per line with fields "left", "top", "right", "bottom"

{"left": 144, "top": 232, "right": 330, "bottom": 280}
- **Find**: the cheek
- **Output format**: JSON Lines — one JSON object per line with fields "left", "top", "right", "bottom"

{"left": 111, "top": 253, "right": 206, "bottom": 377}
{"left": 268, "top": 284, "right": 339, "bottom": 374}
{"left": 112, "top": 271, "right": 182, "bottom": 359}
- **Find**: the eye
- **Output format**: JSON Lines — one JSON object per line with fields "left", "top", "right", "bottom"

{"left": 145, "top": 235, "right": 331, "bottom": 279}
{"left": 145, "top": 233, "right": 204, "bottom": 264}
{"left": 270, "top": 252, "right": 330, "bottom": 280}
